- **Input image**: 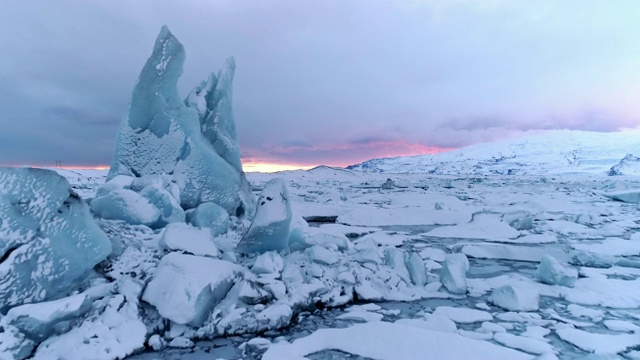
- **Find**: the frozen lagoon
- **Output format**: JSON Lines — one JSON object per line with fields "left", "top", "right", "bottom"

{"left": 79, "top": 166, "right": 640, "bottom": 359}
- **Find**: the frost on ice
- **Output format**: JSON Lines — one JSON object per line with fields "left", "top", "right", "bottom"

{"left": 0, "top": 168, "right": 111, "bottom": 309}
{"left": 106, "top": 25, "right": 254, "bottom": 216}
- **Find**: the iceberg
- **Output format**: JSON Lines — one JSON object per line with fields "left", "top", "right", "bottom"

{"left": 0, "top": 168, "right": 111, "bottom": 309}
{"left": 236, "top": 178, "right": 292, "bottom": 254}
{"left": 107, "top": 26, "right": 254, "bottom": 216}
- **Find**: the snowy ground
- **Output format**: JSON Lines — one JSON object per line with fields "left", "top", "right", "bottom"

{"left": 41, "top": 166, "right": 640, "bottom": 359}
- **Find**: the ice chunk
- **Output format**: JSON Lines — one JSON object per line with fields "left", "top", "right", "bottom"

{"left": 603, "top": 189, "right": 640, "bottom": 203}
{"left": 33, "top": 294, "right": 146, "bottom": 360}
{"left": 90, "top": 188, "right": 161, "bottom": 226}
{"left": 159, "top": 223, "right": 218, "bottom": 258}
{"left": 168, "top": 337, "right": 194, "bottom": 348}
{"left": 0, "top": 325, "right": 35, "bottom": 360}
{"left": 236, "top": 178, "right": 292, "bottom": 254}
{"left": 238, "top": 281, "right": 272, "bottom": 305}
{"left": 493, "top": 332, "right": 555, "bottom": 355}
{"left": 556, "top": 327, "right": 640, "bottom": 355}
{"left": 262, "top": 321, "right": 531, "bottom": 360}
{"left": 129, "top": 174, "right": 180, "bottom": 199}
{"left": 93, "top": 174, "right": 184, "bottom": 228}
{"left": 107, "top": 26, "right": 254, "bottom": 215}
{"left": 288, "top": 215, "right": 310, "bottom": 251}
{"left": 405, "top": 253, "right": 427, "bottom": 286}
{"left": 309, "top": 231, "right": 350, "bottom": 251}
{"left": 4, "top": 293, "right": 91, "bottom": 341}
{"left": 427, "top": 213, "right": 520, "bottom": 240}
{"left": 147, "top": 334, "right": 164, "bottom": 351}
{"left": 186, "top": 202, "right": 229, "bottom": 235}
{"left": 138, "top": 184, "right": 185, "bottom": 227}
{"left": 432, "top": 306, "right": 493, "bottom": 323}
{"left": 308, "top": 245, "right": 339, "bottom": 265}
{"left": 536, "top": 255, "right": 578, "bottom": 287}
{"left": 489, "top": 284, "right": 539, "bottom": 311}
{"left": 142, "top": 252, "right": 244, "bottom": 325}
{"left": 440, "top": 253, "right": 469, "bottom": 294}
{"left": 254, "top": 304, "right": 293, "bottom": 331}
{"left": 337, "top": 311, "right": 383, "bottom": 322}
{"left": 395, "top": 315, "right": 457, "bottom": 333}
{"left": 503, "top": 210, "right": 534, "bottom": 231}
{"left": 384, "top": 248, "right": 411, "bottom": 284}
{"left": 95, "top": 175, "right": 133, "bottom": 197}
{"left": 251, "top": 251, "right": 284, "bottom": 274}
{"left": 572, "top": 237, "right": 640, "bottom": 257}
{"left": 0, "top": 168, "right": 111, "bottom": 308}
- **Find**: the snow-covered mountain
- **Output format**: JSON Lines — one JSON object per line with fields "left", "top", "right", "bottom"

{"left": 347, "top": 130, "right": 640, "bottom": 176}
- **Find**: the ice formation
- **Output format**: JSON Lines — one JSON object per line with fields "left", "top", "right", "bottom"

{"left": 107, "top": 25, "right": 254, "bottom": 216}
{"left": 236, "top": 178, "right": 292, "bottom": 254}
{"left": 0, "top": 168, "right": 111, "bottom": 309}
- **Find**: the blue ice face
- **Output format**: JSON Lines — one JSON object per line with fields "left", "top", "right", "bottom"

{"left": 0, "top": 168, "right": 112, "bottom": 310}
{"left": 236, "top": 178, "right": 292, "bottom": 255}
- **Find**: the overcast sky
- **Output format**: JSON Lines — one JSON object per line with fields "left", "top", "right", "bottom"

{"left": 1, "top": 0, "right": 639, "bottom": 168}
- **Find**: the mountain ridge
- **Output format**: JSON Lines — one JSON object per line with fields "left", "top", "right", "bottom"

{"left": 347, "top": 129, "right": 640, "bottom": 176}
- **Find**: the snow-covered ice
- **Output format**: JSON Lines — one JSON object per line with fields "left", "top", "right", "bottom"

{"left": 0, "top": 168, "right": 111, "bottom": 308}
{"left": 262, "top": 321, "right": 532, "bottom": 360}
{"left": 142, "top": 252, "right": 244, "bottom": 326}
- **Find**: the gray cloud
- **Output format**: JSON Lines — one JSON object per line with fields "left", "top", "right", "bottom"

{"left": 1, "top": 0, "right": 639, "bottom": 167}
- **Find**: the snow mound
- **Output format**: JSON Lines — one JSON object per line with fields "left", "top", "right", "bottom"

{"left": 107, "top": 25, "right": 254, "bottom": 215}
{"left": 0, "top": 167, "right": 112, "bottom": 309}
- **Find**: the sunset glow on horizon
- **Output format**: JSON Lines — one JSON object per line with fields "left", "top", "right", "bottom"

{"left": 0, "top": 142, "right": 458, "bottom": 173}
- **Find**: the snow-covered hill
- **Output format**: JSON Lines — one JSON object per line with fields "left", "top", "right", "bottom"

{"left": 348, "top": 130, "right": 640, "bottom": 176}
